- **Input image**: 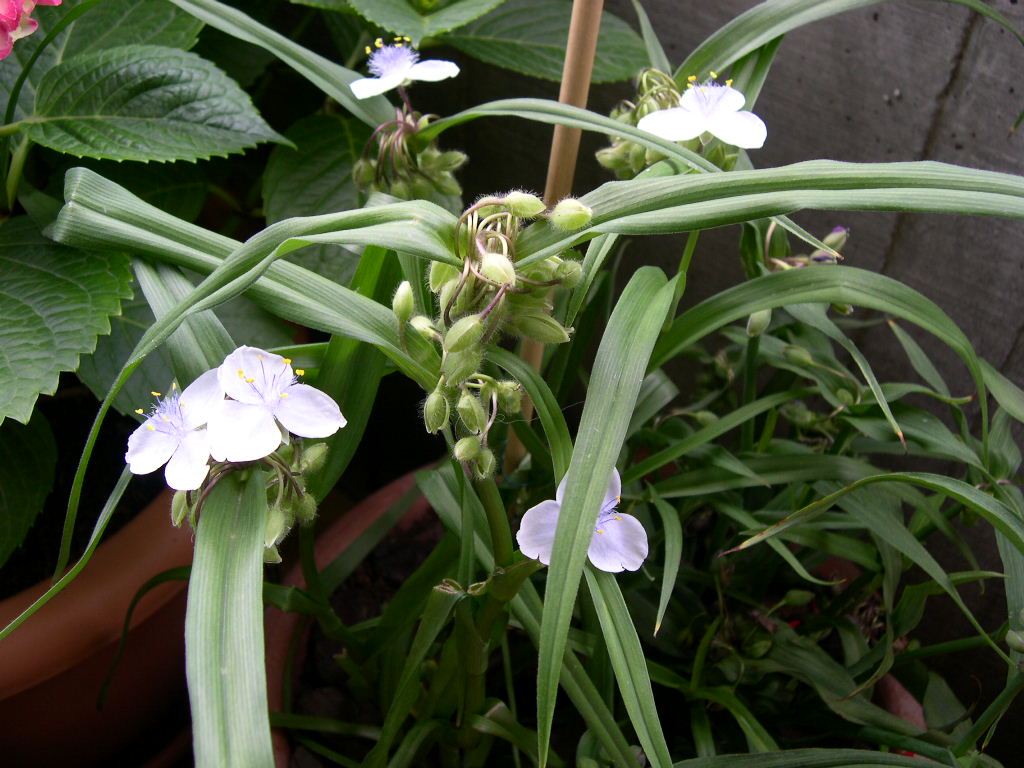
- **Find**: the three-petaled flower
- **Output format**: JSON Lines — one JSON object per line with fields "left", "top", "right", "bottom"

{"left": 350, "top": 37, "right": 459, "bottom": 100}
{"left": 637, "top": 75, "right": 767, "bottom": 149}
{"left": 1, "top": 0, "right": 60, "bottom": 60}
{"left": 125, "top": 369, "right": 224, "bottom": 491}
{"left": 207, "top": 346, "right": 346, "bottom": 462}
{"left": 516, "top": 468, "right": 648, "bottom": 573}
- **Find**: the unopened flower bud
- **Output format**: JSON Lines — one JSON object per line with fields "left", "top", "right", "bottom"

{"left": 474, "top": 448, "right": 496, "bottom": 479}
{"left": 831, "top": 302, "right": 854, "bottom": 315}
{"left": 1006, "top": 629, "right": 1024, "bottom": 654}
{"left": 548, "top": 198, "right": 593, "bottom": 231}
{"left": 429, "top": 260, "right": 461, "bottom": 292}
{"left": 432, "top": 172, "right": 463, "bottom": 197}
{"left": 783, "top": 345, "right": 814, "bottom": 367}
{"left": 265, "top": 504, "right": 291, "bottom": 549}
{"left": 555, "top": 259, "right": 583, "bottom": 288}
{"left": 389, "top": 177, "right": 412, "bottom": 200}
{"left": 783, "top": 589, "right": 815, "bottom": 607}
{"left": 746, "top": 308, "right": 772, "bottom": 337}
{"left": 780, "top": 402, "right": 816, "bottom": 427}
{"left": 454, "top": 435, "right": 482, "bottom": 462}
{"left": 444, "top": 314, "right": 484, "bottom": 354}
{"left": 392, "top": 281, "right": 415, "bottom": 326}
{"left": 480, "top": 251, "right": 517, "bottom": 284}
{"left": 504, "top": 191, "right": 546, "bottom": 218}
{"left": 353, "top": 157, "right": 375, "bottom": 186}
{"left": 410, "top": 315, "right": 440, "bottom": 342}
{"left": 823, "top": 226, "right": 849, "bottom": 251}
{"left": 441, "top": 347, "right": 481, "bottom": 385}
{"left": 495, "top": 380, "right": 523, "bottom": 413}
{"left": 457, "top": 391, "right": 488, "bottom": 433}
{"left": 437, "top": 150, "right": 467, "bottom": 172}
{"left": 299, "top": 442, "right": 329, "bottom": 473}
{"left": 171, "top": 490, "right": 189, "bottom": 528}
{"left": 509, "top": 309, "right": 571, "bottom": 344}
{"left": 424, "top": 386, "right": 450, "bottom": 433}
{"left": 835, "top": 388, "right": 855, "bottom": 406}
{"left": 694, "top": 410, "right": 718, "bottom": 427}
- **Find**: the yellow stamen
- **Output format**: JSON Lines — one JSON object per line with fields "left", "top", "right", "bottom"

{"left": 295, "top": 369, "right": 305, "bottom": 376}
{"left": 686, "top": 82, "right": 694, "bottom": 88}
{"left": 237, "top": 368, "right": 245, "bottom": 378}
{"left": 709, "top": 70, "right": 718, "bottom": 79}
{"left": 146, "top": 424, "right": 155, "bottom": 431}
{"left": 614, "top": 515, "right": 622, "bottom": 521}
{"left": 596, "top": 529, "right": 605, "bottom": 535}
{"left": 245, "top": 377, "right": 255, "bottom": 384}
{"left": 364, "top": 45, "right": 371, "bottom": 55}
{"left": 283, "top": 358, "right": 292, "bottom": 365}
{"left": 395, "top": 42, "right": 403, "bottom": 47}
{"left": 374, "top": 37, "right": 383, "bottom": 47}
{"left": 725, "top": 78, "right": 733, "bottom": 86}
{"left": 687, "top": 75, "right": 697, "bottom": 82}
{"left": 279, "top": 393, "right": 288, "bottom": 398}
{"left": 257, "top": 354, "right": 264, "bottom": 360}
{"left": 162, "top": 416, "right": 169, "bottom": 422}
{"left": 151, "top": 391, "right": 161, "bottom": 397}
{"left": 403, "top": 36, "right": 411, "bottom": 42}
{"left": 134, "top": 408, "right": 144, "bottom": 415}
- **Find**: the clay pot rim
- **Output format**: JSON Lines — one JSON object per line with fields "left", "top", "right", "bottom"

{"left": 0, "top": 488, "right": 195, "bottom": 698}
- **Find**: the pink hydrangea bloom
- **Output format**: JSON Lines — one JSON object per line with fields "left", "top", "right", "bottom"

{"left": 1, "top": 0, "right": 61, "bottom": 60}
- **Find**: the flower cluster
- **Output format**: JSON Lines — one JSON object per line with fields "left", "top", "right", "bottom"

{"left": 516, "top": 468, "right": 648, "bottom": 573}
{"left": 126, "top": 346, "right": 346, "bottom": 491}
{"left": 1, "top": 0, "right": 60, "bottom": 60}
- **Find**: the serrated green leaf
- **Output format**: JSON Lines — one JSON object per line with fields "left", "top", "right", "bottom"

{"left": 0, "top": 217, "right": 132, "bottom": 425}
{"left": 0, "top": 0, "right": 204, "bottom": 120}
{"left": 18, "top": 44, "right": 284, "bottom": 163}
{"left": 262, "top": 114, "right": 370, "bottom": 285}
{"left": 0, "top": 412, "right": 57, "bottom": 569}
{"left": 349, "top": 0, "right": 503, "bottom": 46}
{"left": 441, "top": 0, "right": 647, "bottom": 83}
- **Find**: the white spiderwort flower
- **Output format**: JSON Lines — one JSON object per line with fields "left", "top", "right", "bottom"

{"left": 125, "top": 369, "right": 224, "bottom": 491}
{"left": 516, "top": 468, "right": 648, "bottom": 573}
{"left": 350, "top": 37, "right": 459, "bottom": 100}
{"left": 637, "top": 74, "right": 767, "bottom": 149}
{"left": 207, "top": 346, "right": 346, "bottom": 462}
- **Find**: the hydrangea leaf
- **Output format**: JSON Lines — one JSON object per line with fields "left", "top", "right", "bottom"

{"left": 346, "top": 0, "right": 504, "bottom": 47}
{"left": 0, "top": 412, "right": 57, "bottom": 569}
{"left": 0, "top": 218, "right": 133, "bottom": 425}
{"left": 0, "top": 0, "right": 204, "bottom": 121}
{"left": 20, "top": 45, "right": 286, "bottom": 163}
{"left": 262, "top": 113, "right": 370, "bottom": 285}
{"left": 441, "top": 0, "right": 647, "bottom": 83}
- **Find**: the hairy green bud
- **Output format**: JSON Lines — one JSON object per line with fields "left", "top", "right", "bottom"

{"left": 424, "top": 386, "right": 450, "bottom": 433}
{"left": 457, "top": 391, "right": 488, "bottom": 433}
{"left": 429, "top": 260, "right": 461, "bottom": 292}
{"left": 555, "top": 258, "right": 583, "bottom": 288}
{"left": 454, "top": 435, "right": 482, "bottom": 462}
{"left": 480, "top": 251, "right": 517, "bottom": 285}
{"left": 504, "top": 191, "right": 546, "bottom": 218}
{"left": 444, "top": 314, "right": 484, "bottom": 354}
{"left": 783, "top": 345, "right": 814, "bottom": 367}
{"left": 509, "top": 309, "right": 571, "bottom": 344}
{"left": 441, "top": 347, "right": 482, "bottom": 385}
{"left": 746, "top": 308, "right": 772, "bottom": 337}
{"left": 298, "top": 442, "right": 329, "bottom": 474}
{"left": 548, "top": 198, "right": 593, "bottom": 231}
{"left": 392, "top": 281, "right": 415, "bottom": 326}
{"left": 495, "top": 380, "right": 523, "bottom": 414}
{"left": 474, "top": 448, "right": 496, "bottom": 479}
{"left": 171, "top": 490, "right": 189, "bottom": 528}
{"left": 410, "top": 314, "right": 440, "bottom": 342}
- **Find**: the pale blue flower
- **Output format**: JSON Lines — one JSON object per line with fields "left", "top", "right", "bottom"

{"left": 125, "top": 369, "right": 224, "bottom": 491}
{"left": 516, "top": 468, "right": 648, "bottom": 573}
{"left": 638, "top": 77, "right": 767, "bottom": 149}
{"left": 207, "top": 346, "right": 346, "bottom": 462}
{"left": 350, "top": 39, "right": 459, "bottom": 100}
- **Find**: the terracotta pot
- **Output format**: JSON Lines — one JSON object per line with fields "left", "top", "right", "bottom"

{"left": 0, "top": 490, "right": 194, "bottom": 767}
{"left": 265, "top": 469, "right": 432, "bottom": 768}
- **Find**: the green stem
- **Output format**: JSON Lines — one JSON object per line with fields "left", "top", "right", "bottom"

{"left": 662, "top": 229, "right": 700, "bottom": 330}
{"left": 473, "top": 476, "right": 513, "bottom": 568}
{"left": 298, "top": 520, "right": 361, "bottom": 655}
{"left": 4, "top": 135, "right": 30, "bottom": 210}
{"left": 740, "top": 334, "right": 760, "bottom": 451}
{"left": 953, "top": 667, "right": 1024, "bottom": 755}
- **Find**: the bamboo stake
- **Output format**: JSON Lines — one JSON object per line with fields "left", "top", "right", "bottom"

{"left": 505, "top": 0, "right": 604, "bottom": 474}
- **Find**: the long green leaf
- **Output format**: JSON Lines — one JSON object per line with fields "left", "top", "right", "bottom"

{"left": 671, "top": 748, "right": 948, "bottom": 768}
{"left": 677, "top": 0, "right": 1024, "bottom": 82}
{"left": 536, "top": 267, "right": 675, "bottom": 767}
{"left": 186, "top": 469, "right": 273, "bottom": 768}
{"left": 585, "top": 568, "right": 672, "bottom": 768}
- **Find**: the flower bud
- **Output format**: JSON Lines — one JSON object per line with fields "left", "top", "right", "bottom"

{"left": 410, "top": 314, "right": 440, "bottom": 342}
{"left": 437, "top": 150, "right": 468, "bottom": 172}
{"left": 495, "top": 380, "right": 523, "bottom": 414}
{"left": 444, "top": 314, "right": 484, "bottom": 354}
{"left": 694, "top": 410, "right": 718, "bottom": 427}
{"left": 746, "top": 308, "right": 772, "bottom": 337}
{"left": 1007, "top": 629, "right": 1024, "bottom": 654}
{"left": 264, "top": 545, "right": 282, "bottom": 564}
{"left": 454, "top": 435, "right": 482, "bottom": 462}
{"left": 780, "top": 401, "right": 816, "bottom": 427}
{"left": 389, "top": 177, "right": 412, "bottom": 200}
{"left": 457, "top": 391, "right": 488, "bottom": 433}
{"left": 265, "top": 503, "right": 291, "bottom": 549}
{"left": 392, "top": 281, "right": 415, "bottom": 326}
{"left": 292, "top": 492, "right": 318, "bottom": 523}
{"left": 823, "top": 226, "right": 849, "bottom": 251}
{"left": 504, "top": 191, "right": 546, "bottom": 218}
{"left": 353, "top": 157, "right": 375, "bottom": 186}
{"left": 441, "top": 347, "right": 481, "bottom": 385}
{"left": 783, "top": 589, "right": 815, "bottom": 607}
{"left": 783, "top": 345, "right": 814, "bottom": 367}
{"left": 555, "top": 258, "right": 583, "bottom": 288}
{"left": 508, "top": 309, "right": 571, "bottom": 344}
{"left": 831, "top": 302, "right": 854, "bottom": 315}
{"left": 835, "top": 388, "right": 855, "bottom": 406}
{"left": 480, "top": 251, "right": 517, "bottom": 285}
{"left": 432, "top": 172, "right": 462, "bottom": 197}
{"left": 171, "top": 490, "right": 189, "bottom": 528}
{"left": 429, "top": 260, "right": 461, "bottom": 292}
{"left": 437, "top": 277, "right": 461, "bottom": 316}
{"left": 474, "top": 448, "right": 496, "bottom": 479}
{"left": 548, "top": 198, "right": 593, "bottom": 231}
{"left": 299, "top": 442, "right": 329, "bottom": 473}
{"left": 424, "top": 386, "right": 450, "bottom": 433}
